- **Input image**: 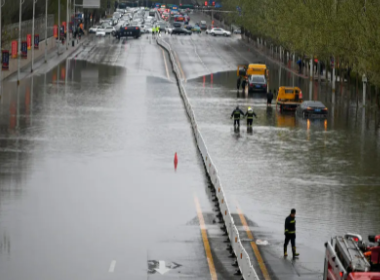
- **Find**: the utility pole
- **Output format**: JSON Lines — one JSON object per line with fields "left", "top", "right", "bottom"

{"left": 17, "top": 0, "right": 25, "bottom": 86}
{"left": 44, "top": 0, "right": 47, "bottom": 62}
{"left": 58, "top": 0, "right": 60, "bottom": 55}
{"left": 67, "top": 0, "right": 69, "bottom": 50}
{"left": 31, "top": 0, "right": 37, "bottom": 72}
{"left": 0, "top": 0, "right": 5, "bottom": 93}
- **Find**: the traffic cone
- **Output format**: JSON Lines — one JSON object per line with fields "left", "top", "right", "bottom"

{"left": 174, "top": 152, "right": 178, "bottom": 170}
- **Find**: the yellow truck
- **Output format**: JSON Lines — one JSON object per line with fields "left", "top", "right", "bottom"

{"left": 276, "top": 86, "right": 303, "bottom": 111}
{"left": 237, "top": 64, "right": 268, "bottom": 77}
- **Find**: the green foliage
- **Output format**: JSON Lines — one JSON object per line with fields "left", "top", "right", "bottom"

{"left": 224, "top": 0, "right": 380, "bottom": 86}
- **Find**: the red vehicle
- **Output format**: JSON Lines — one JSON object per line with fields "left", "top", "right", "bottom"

{"left": 323, "top": 233, "right": 380, "bottom": 280}
{"left": 174, "top": 15, "right": 185, "bottom": 22}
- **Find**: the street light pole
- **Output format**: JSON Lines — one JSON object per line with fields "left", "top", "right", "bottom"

{"left": 17, "top": 0, "right": 25, "bottom": 86}
{"left": 0, "top": 0, "right": 6, "bottom": 93}
{"left": 57, "top": 0, "right": 60, "bottom": 55}
{"left": 31, "top": 0, "right": 37, "bottom": 72}
{"left": 67, "top": 0, "right": 69, "bottom": 50}
{"left": 44, "top": 0, "right": 47, "bottom": 63}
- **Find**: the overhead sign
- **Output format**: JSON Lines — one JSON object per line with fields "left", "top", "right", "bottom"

{"left": 83, "top": 0, "right": 100, "bottom": 8}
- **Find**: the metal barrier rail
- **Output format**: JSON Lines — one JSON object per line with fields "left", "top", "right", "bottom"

{"left": 156, "top": 37, "right": 260, "bottom": 280}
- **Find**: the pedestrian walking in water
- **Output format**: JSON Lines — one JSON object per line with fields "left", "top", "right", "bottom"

{"left": 237, "top": 76, "right": 241, "bottom": 92}
{"left": 245, "top": 107, "right": 257, "bottom": 127}
{"left": 267, "top": 90, "right": 274, "bottom": 106}
{"left": 284, "top": 209, "right": 300, "bottom": 258}
{"left": 231, "top": 106, "right": 245, "bottom": 127}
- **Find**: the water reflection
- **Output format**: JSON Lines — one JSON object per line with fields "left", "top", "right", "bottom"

{"left": 185, "top": 63, "right": 380, "bottom": 245}
{"left": 0, "top": 59, "right": 125, "bottom": 207}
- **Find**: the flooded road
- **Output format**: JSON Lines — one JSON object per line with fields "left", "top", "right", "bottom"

{"left": 0, "top": 50, "right": 218, "bottom": 279}
{"left": 164, "top": 17, "right": 380, "bottom": 278}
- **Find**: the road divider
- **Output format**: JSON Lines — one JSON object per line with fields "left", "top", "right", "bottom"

{"left": 156, "top": 37, "right": 261, "bottom": 280}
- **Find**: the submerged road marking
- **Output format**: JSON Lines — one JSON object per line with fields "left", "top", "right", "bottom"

{"left": 194, "top": 195, "right": 218, "bottom": 280}
{"left": 236, "top": 203, "right": 271, "bottom": 280}
{"left": 162, "top": 49, "right": 170, "bottom": 80}
{"left": 108, "top": 260, "right": 116, "bottom": 273}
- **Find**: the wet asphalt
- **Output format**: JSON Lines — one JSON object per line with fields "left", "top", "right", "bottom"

{"left": 0, "top": 11, "right": 379, "bottom": 280}
{"left": 162, "top": 12, "right": 380, "bottom": 280}
{"left": 0, "top": 33, "right": 224, "bottom": 280}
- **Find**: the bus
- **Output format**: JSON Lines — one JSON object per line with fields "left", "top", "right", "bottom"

{"left": 171, "top": 5, "right": 178, "bottom": 10}
{"left": 154, "top": 3, "right": 161, "bottom": 8}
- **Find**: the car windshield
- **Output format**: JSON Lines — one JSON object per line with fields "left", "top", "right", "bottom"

{"left": 250, "top": 76, "right": 265, "bottom": 83}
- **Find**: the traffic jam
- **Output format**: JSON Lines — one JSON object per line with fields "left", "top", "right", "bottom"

{"left": 87, "top": 4, "right": 232, "bottom": 40}
{"left": 87, "top": 3, "right": 378, "bottom": 280}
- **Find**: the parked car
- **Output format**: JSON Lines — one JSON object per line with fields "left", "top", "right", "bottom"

{"left": 296, "top": 101, "right": 328, "bottom": 118}
{"left": 206, "top": 28, "right": 231, "bottom": 36}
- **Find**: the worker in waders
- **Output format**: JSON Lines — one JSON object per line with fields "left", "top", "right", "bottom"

{"left": 245, "top": 107, "right": 257, "bottom": 127}
{"left": 284, "top": 209, "right": 300, "bottom": 259}
{"left": 231, "top": 106, "right": 245, "bottom": 127}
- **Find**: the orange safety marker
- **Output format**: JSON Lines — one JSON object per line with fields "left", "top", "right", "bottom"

{"left": 174, "top": 152, "right": 178, "bottom": 170}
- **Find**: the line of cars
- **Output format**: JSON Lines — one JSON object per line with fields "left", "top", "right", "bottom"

{"left": 90, "top": 7, "right": 158, "bottom": 39}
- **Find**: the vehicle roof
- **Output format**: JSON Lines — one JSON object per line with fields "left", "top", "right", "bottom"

{"left": 279, "top": 86, "right": 301, "bottom": 90}
{"left": 248, "top": 64, "right": 266, "bottom": 69}
{"left": 301, "top": 101, "right": 325, "bottom": 107}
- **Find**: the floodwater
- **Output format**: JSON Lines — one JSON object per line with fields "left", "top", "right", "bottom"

{"left": 0, "top": 59, "right": 214, "bottom": 280}
{"left": 184, "top": 66, "right": 380, "bottom": 256}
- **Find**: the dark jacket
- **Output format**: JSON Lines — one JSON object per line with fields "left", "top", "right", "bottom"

{"left": 267, "top": 92, "right": 273, "bottom": 100}
{"left": 285, "top": 215, "right": 296, "bottom": 235}
{"left": 245, "top": 110, "right": 257, "bottom": 119}
{"left": 231, "top": 108, "right": 245, "bottom": 119}
{"left": 237, "top": 77, "right": 241, "bottom": 88}
{"left": 241, "top": 79, "right": 247, "bottom": 88}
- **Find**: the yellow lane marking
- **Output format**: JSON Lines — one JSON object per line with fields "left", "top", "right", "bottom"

{"left": 236, "top": 203, "right": 271, "bottom": 280}
{"left": 162, "top": 49, "right": 170, "bottom": 79}
{"left": 194, "top": 195, "right": 218, "bottom": 280}
{"left": 174, "top": 51, "right": 187, "bottom": 83}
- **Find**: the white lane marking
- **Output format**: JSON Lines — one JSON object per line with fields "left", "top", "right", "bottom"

{"left": 108, "top": 260, "right": 116, "bottom": 273}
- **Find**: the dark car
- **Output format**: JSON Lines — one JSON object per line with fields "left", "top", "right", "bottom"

{"left": 296, "top": 101, "right": 328, "bottom": 118}
{"left": 114, "top": 24, "right": 141, "bottom": 39}
{"left": 248, "top": 75, "right": 267, "bottom": 93}
{"left": 184, "top": 24, "right": 193, "bottom": 31}
{"left": 158, "top": 22, "right": 168, "bottom": 32}
{"left": 172, "top": 27, "right": 192, "bottom": 35}
{"left": 200, "top": 20, "right": 207, "bottom": 30}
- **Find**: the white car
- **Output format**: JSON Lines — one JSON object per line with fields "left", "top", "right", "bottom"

{"left": 206, "top": 28, "right": 231, "bottom": 37}
{"left": 96, "top": 26, "right": 115, "bottom": 36}
{"left": 89, "top": 25, "right": 100, "bottom": 34}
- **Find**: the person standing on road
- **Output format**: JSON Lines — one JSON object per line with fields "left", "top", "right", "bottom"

{"left": 267, "top": 90, "right": 274, "bottom": 106}
{"left": 245, "top": 107, "right": 257, "bottom": 127}
{"left": 156, "top": 25, "right": 160, "bottom": 36}
{"left": 237, "top": 76, "right": 241, "bottom": 93}
{"left": 241, "top": 77, "right": 247, "bottom": 93}
{"left": 152, "top": 25, "right": 156, "bottom": 38}
{"left": 284, "top": 209, "right": 300, "bottom": 258}
{"left": 231, "top": 106, "right": 245, "bottom": 127}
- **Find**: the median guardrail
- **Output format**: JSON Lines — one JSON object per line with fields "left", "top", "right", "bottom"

{"left": 156, "top": 37, "right": 260, "bottom": 280}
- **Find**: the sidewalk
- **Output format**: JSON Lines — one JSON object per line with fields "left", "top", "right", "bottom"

{"left": 3, "top": 35, "right": 88, "bottom": 82}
